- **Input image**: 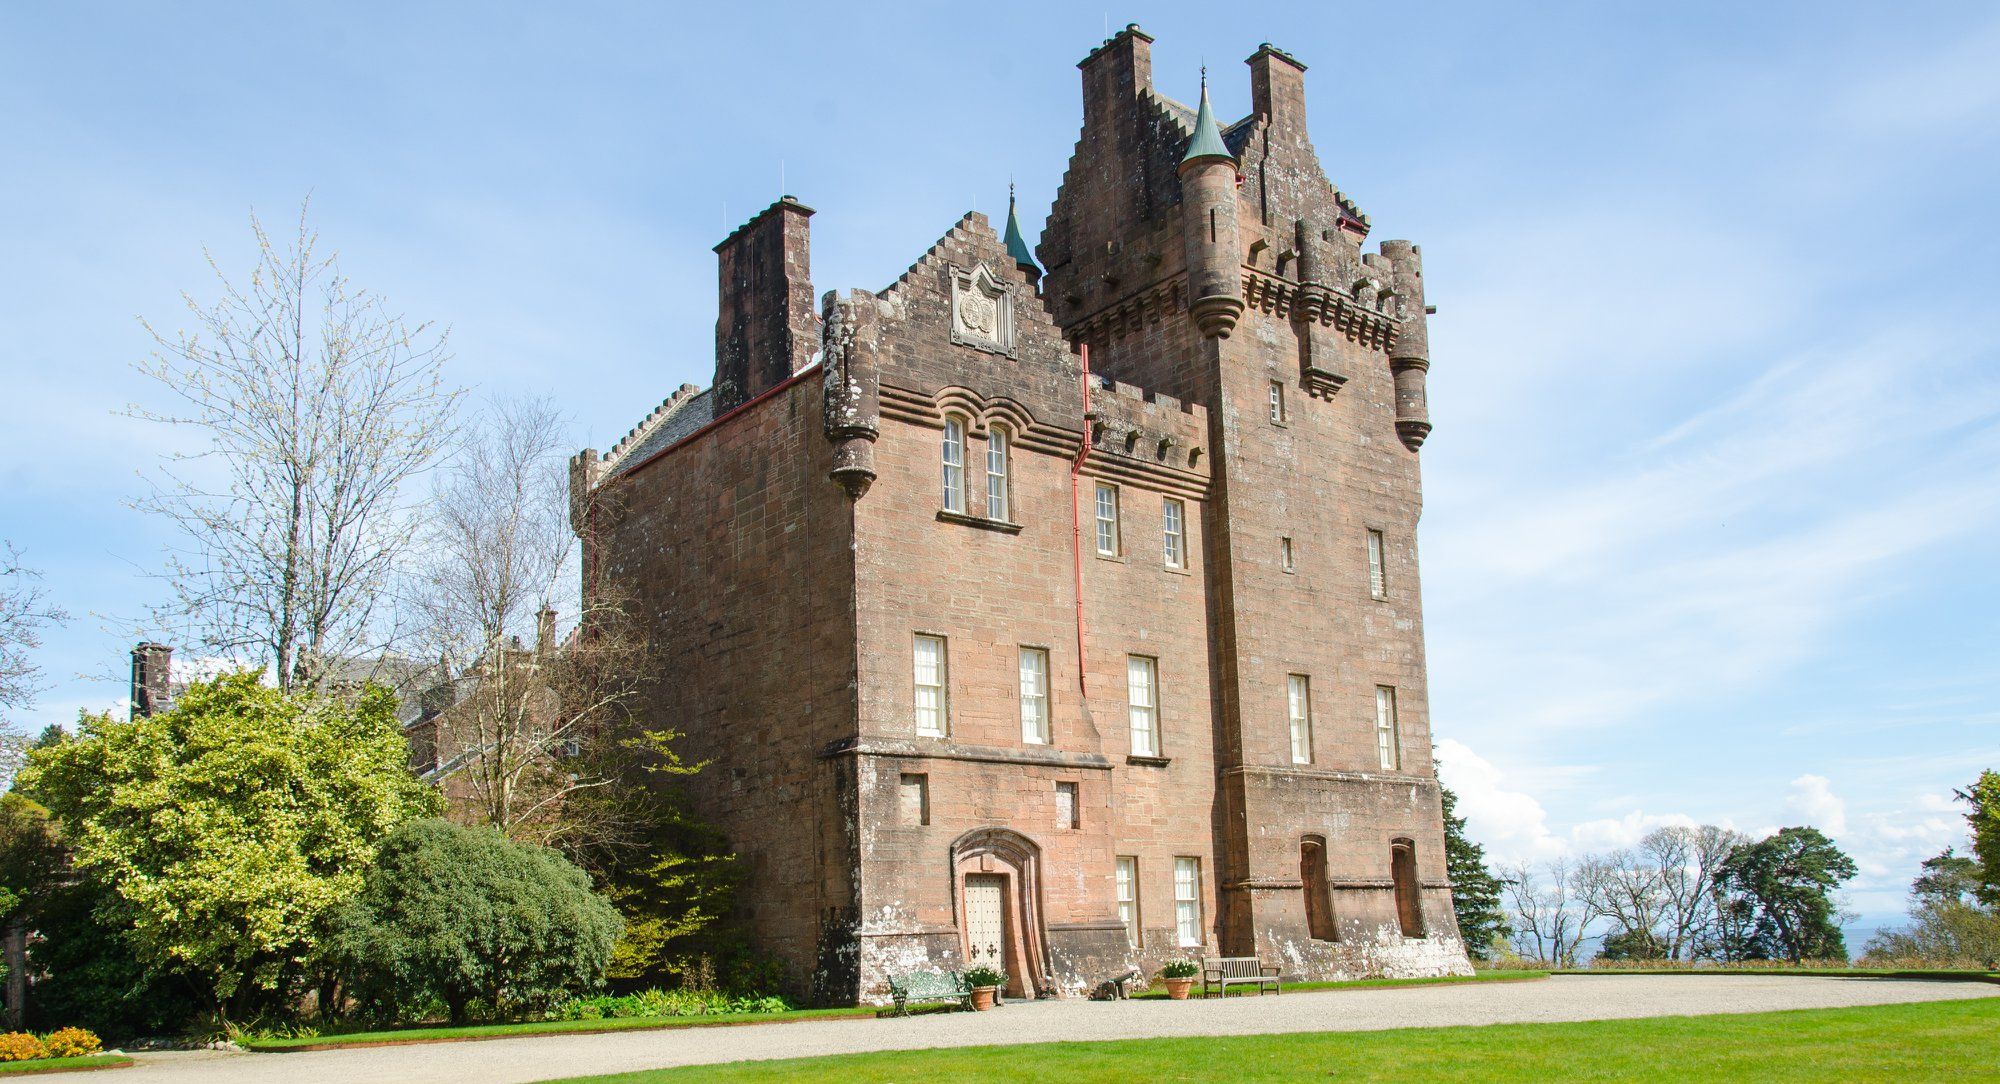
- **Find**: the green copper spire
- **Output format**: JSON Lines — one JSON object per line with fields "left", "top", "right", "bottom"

{"left": 1180, "top": 69, "right": 1234, "bottom": 169}
{"left": 1003, "top": 184, "right": 1039, "bottom": 275}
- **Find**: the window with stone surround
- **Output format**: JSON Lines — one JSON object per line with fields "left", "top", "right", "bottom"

{"left": 942, "top": 417, "right": 967, "bottom": 513}
{"left": 1127, "top": 655, "right": 1158, "bottom": 756}
{"left": 1019, "top": 646, "right": 1050, "bottom": 744}
{"left": 1055, "top": 781, "right": 1079, "bottom": 830}
{"left": 1280, "top": 536, "right": 1295, "bottom": 573}
{"left": 1174, "top": 856, "right": 1203, "bottom": 947}
{"left": 1302, "top": 836, "right": 1337, "bottom": 940}
{"left": 986, "top": 425, "right": 1011, "bottom": 521}
{"left": 1116, "top": 856, "right": 1141, "bottom": 947}
{"left": 1375, "top": 685, "right": 1401, "bottom": 770}
{"left": 914, "top": 635, "right": 949, "bottom": 737}
{"left": 900, "top": 773, "right": 929, "bottom": 826}
{"left": 1288, "top": 674, "right": 1313, "bottom": 764}
{"left": 1367, "top": 529, "right": 1387, "bottom": 600}
{"left": 1095, "top": 483, "right": 1121, "bottom": 556}
{"left": 1162, "top": 498, "right": 1186, "bottom": 569}
{"left": 1268, "top": 380, "right": 1286, "bottom": 423}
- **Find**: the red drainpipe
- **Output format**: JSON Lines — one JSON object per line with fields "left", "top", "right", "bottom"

{"left": 1069, "top": 344, "right": 1093, "bottom": 702}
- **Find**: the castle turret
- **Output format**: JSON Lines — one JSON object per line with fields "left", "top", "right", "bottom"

{"left": 821, "top": 289, "right": 883, "bottom": 500}
{"left": 130, "top": 641, "right": 172, "bottom": 718}
{"left": 1002, "top": 186, "right": 1041, "bottom": 290}
{"left": 1178, "top": 76, "right": 1244, "bottom": 339}
{"left": 1381, "top": 239, "right": 1432, "bottom": 450}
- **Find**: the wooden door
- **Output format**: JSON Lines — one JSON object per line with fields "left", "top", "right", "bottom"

{"left": 964, "top": 874, "right": 1008, "bottom": 975}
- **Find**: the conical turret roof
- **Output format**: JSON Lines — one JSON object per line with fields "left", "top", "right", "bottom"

{"left": 1180, "top": 76, "right": 1234, "bottom": 168}
{"left": 1002, "top": 186, "right": 1039, "bottom": 275}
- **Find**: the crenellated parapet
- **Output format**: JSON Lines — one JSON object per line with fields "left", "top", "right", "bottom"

{"left": 1085, "top": 376, "right": 1210, "bottom": 497}
{"left": 821, "top": 288, "right": 886, "bottom": 500}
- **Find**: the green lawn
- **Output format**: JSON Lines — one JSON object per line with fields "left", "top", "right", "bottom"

{"left": 0, "top": 1053, "right": 132, "bottom": 1075}
{"left": 543, "top": 997, "right": 2000, "bottom": 1083}
{"left": 241, "top": 1006, "right": 881, "bottom": 1051}
{"left": 1128, "top": 970, "right": 1548, "bottom": 999}
{"left": 1553, "top": 967, "right": 1998, "bottom": 980}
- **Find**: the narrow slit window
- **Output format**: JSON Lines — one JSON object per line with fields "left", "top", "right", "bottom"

{"left": 1375, "top": 685, "right": 1401, "bottom": 771}
{"left": 1367, "top": 529, "right": 1387, "bottom": 600}
{"left": 1019, "top": 646, "right": 1050, "bottom": 744}
{"left": 1095, "top": 483, "right": 1121, "bottom": 556}
{"left": 941, "top": 418, "right": 966, "bottom": 513}
{"left": 1116, "top": 856, "right": 1141, "bottom": 947}
{"left": 1174, "top": 856, "right": 1202, "bottom": 947}
{"left": 986, "top": 425, "right": 1011, "bottom": 521}
{"left": 1288, "top": 674, "right": 1313, "bottom": 764}
{"left": 900, "top": 773, "right": 930, "bottom": 826}
{"left": 1127, "top": 655, "right": 1159, "bottom": 756}
{"left": 914, "top": 635, "right": 949, "bottom": 737}
{"left": 1281, "top": 536, "right": 1296, "bottom": 573}
{"left": 1162, "top": 498, "right": 1186, "bottom": 569}
{"left": 1269, "top": 380, "right": 1285, "bottom": 423}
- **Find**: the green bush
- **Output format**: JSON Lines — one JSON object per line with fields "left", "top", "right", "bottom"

{"left": 962, "top": 966, "right": 1006, "bottom": 988}
{"left": 549, "top": 988, "right": 789, "bottom": 1020}
{"left": 326, "top": 819, "right": 623, "bottom": 1024}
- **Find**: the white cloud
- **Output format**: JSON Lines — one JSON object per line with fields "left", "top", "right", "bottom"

{"left": 1786, "top": 774, "right": 1848, "bottom": 835}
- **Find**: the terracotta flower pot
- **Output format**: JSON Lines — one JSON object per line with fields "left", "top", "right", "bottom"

{"left": 971, "top": 985, "right": 999, "bottom": 1011}
{"left": 1164, "top": 977, "right": 1194, "bottom": 1000}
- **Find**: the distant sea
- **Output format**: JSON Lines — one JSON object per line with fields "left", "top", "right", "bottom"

{"left": 1569, "top": 924, "right": 1888, "bottom": 965}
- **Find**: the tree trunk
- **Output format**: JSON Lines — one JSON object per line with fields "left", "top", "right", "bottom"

{"left": 3, "top": 924, "right": 25, "bottom": 1031}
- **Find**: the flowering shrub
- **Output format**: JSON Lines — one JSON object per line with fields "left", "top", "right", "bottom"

{"left": 0, "top": 1033, "right": 49, "bottom": 1062}
{"left": 41, "top": 1028, "right": 102, "bottom": 1058}
{"left": 1159, "top": 959, "right": 1200, "bottom": 979}
{"left": 550, "top": 989, "right": 789, "bottom": 1021}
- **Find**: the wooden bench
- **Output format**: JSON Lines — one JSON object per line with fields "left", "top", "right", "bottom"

{"left": 886, "top": 969, "right": 973, "bottom": 1015}
{"left": 1202, "top": 956, "right": 1281, "bottom": 998}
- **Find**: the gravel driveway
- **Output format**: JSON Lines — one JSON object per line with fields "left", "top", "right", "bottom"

{"left": 118, "top": 975, "right": 1998, "bottom": 1084}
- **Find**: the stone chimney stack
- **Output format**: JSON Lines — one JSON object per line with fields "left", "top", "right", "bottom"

{"left": 130, "top": 641, "right": 173, "bottom": 719}
{"left": 1246, "top": 43, "right": 1307, "bottom": 127}
{"left": 536, "top": 606, "right": 557, "bottom": 653}
{"left": 712, "top": 196, "right": 818, "bottom": 414}
{"left": 1078, "top": 23, "right": 1154, "bottom": 122}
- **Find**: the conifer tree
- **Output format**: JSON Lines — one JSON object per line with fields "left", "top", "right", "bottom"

{"left": 1440, "top": 784, "right": 1510, "bottom": 959}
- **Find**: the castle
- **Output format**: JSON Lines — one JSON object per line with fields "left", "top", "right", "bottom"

{"left": 569, "top": 26, "right": 1471, "bottom": 1003}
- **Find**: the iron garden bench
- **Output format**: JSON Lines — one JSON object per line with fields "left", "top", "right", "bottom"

{"left": 887, "top": 969, "right": 974, "bottom": 1015}
{"left": 1202, "top": 956, "right": 1281, "bottom": 998}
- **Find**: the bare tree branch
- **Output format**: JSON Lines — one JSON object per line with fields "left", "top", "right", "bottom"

{"left": 130, "top": 201, "right": 458, "bottom": 691}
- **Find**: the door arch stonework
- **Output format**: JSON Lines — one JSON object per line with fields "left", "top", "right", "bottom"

{"left": 949, "top": 827, "right": 1049, "bottom": 998}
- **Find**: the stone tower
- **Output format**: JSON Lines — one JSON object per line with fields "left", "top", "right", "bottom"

{"left": 1039, "top": 26, "right": 1459, "bottom": 974}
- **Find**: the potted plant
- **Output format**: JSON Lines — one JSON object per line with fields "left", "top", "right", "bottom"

{"left": 963, "top": 966, "right": 1007, "bottom": 1011}
{"left": 1159, "top": 959, "right": 1199, "bottom": 1000}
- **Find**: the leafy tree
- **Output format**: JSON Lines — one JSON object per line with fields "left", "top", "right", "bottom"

{"left": 17, "top": 673, "right": 437, "bottom": 1019}
{"left": 1717, "top": 827, "right": 1857, "bottom": 963}
{"left": 326, "top": 819, "right": 622, "bottom": 1023}
{"left": 1439, "top": 784, "right": 1510, "bottom": 960}
{"left": 1597, "top": 927, "right": 1670, "bottom": 961}
{"left": 1958, "top": 770, "right": 2000, "bottom": 906}
{"left": 1862, "top": 847, "right": 2000, "bottom": 968}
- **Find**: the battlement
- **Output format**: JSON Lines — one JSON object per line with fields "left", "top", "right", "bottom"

{"left": 1087, "top": 373, "right": 1209, "bottom": 477}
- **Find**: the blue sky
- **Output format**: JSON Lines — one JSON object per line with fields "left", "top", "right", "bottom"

{"left": 3, "top": 2, "right": 1996, "bottom": 928}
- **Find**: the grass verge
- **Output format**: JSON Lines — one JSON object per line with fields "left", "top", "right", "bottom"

{"left": 1128, "top": 969, "right": 1548, "bottom": 999}
{"left": 240, "top": 1006, "right": 881, "bottom": 1052}
{"left": 541, "top": 996, "right": 2000, "bottom": 1082}
{"left": 0, "top": 1054, "right": 132, "bottom": 1076}
{"left": 1551, "top": 967, "right": 1999, "bottom": 981}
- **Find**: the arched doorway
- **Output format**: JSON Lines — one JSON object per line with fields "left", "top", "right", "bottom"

{"left": 1390, "top": 838, "right": 1424, "bottom": 938}
{"left": 950, "top": 827, "right": 1049, "bottom": 998}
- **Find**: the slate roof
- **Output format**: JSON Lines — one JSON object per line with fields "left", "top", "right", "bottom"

{"left": 604, "top": 387, "right": 715, "bottom": 478}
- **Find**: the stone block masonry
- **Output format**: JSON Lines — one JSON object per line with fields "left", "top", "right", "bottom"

{"left": 572, "top": 24, "right": 1468, "bottom": 1004}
